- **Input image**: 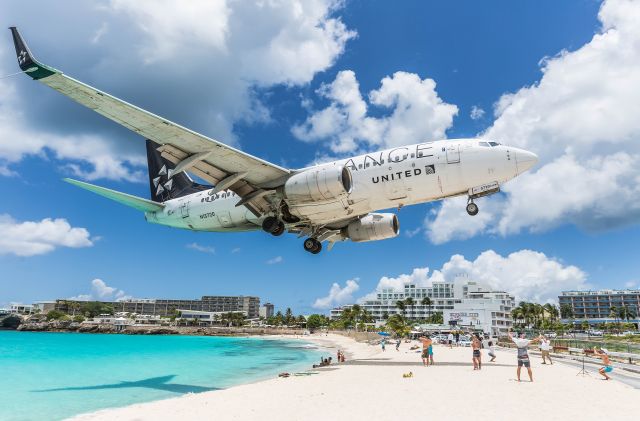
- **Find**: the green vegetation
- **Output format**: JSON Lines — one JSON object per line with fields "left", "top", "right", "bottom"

{"left": 45, "top": 310, "right": 69, "bottom": 321}
{"left": 72, "top": 315, "right": 85, "bottom": 323}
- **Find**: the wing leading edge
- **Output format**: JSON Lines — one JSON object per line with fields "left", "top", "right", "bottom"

{"left": 9, "top": 27, "right": 289, "bottom": 216}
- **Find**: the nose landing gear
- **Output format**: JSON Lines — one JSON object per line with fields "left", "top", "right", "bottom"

{"left": 303, "top": 238, "right": 322, "bottom": 254}
{"left": 466, "top": 200, "right": 479, "bottom": 216}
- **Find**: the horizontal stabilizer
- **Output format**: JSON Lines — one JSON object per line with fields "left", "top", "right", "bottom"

{"left": 64, "top": 178, "right": 165, "bottom": 213}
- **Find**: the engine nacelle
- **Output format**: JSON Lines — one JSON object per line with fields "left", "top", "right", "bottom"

{"left": 283, "top": 164, "right": 352, "bottom": 203}
{"left": 345, "top": 213, "right": 399, "bottom": 242}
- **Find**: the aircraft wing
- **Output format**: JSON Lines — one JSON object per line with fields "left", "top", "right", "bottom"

{"left": 10, "top": 27, "right": 289, "bottom": 216}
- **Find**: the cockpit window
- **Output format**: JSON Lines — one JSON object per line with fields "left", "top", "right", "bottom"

{"left": 479, "top": 141, "right": 490, "bottom": 147}
{"left": 489, "top": 141, "right": 500, "bottom": 146}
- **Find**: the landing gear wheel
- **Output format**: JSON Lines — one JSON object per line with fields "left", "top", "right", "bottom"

{"left": 271, "top": 221, "right": 285, "bottom": 237}
{"left": 466, "top": 202, "right": 479, "bottom": 216}
{"left": 262, "top": 216, "right": 279, "bottom": 233}
{"left": 303, "top": 238, "right": 322, "bottom": 254}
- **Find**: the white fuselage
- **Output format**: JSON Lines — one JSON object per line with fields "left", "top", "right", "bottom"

{"left": 144, "top": 139, "right": 536, "bottom": 231}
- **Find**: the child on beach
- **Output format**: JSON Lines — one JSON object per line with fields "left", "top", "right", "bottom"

{"left": 488, "top": 340, "right": 497, "bottom": 362}
{"left": 594, "top": 347, "right": 613, "bottom": 380}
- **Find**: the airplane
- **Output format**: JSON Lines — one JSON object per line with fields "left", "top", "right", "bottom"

{"left": 9, "top": 27, "right": 538, "bottom": 254}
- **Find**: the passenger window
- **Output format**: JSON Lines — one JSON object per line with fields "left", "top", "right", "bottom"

{"left": 380, "top": 159, "right": 385, "bottom": 164}
{"left": 411, "top": 153, "right": 415, "bottom": 158}
{"left": 365, "top": 163, "right": 370, "bottom": 168}
{"left": 358, "top": 164, "right": 363, "bottom": 169}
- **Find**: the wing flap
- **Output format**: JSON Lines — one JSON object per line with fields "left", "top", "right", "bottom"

{"left": 64, "top": 178, "right": 165, "bottom": 213}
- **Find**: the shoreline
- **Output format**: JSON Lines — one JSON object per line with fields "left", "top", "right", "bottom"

{"left": 68, "top": 333, "right": 372, "bottom": 421}
{"left": 68, "top": 334, "right": 640, "bottom": 421}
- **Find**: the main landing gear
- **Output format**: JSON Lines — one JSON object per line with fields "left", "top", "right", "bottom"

{"left": 262, "top": 216, "right": 285, "bottom": 236}
{"left": 303, "top": 237, "right": 322, "bottom": 254}
{"left": 466, "top": 199, "right": 479, "bottom": 216}
{"left": 262, "top": 215, "right": 323, "bottom": 254}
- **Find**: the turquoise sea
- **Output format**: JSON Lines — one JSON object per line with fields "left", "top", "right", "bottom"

{"left": 0, "top": 331, "right": 323, "bottom": 421}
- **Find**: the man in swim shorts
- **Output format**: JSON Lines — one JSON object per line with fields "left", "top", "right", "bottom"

{"left": 421, "top": 335, "right": 432, "bottom": 366}
{"left": 594, "top": 347, "right": 613, "bottom": 380}
{"left": 508, "top": 330, "right": 541, "bottom": 382}
{"left": 471, "top": 334, "right": 482, "bottom": 370}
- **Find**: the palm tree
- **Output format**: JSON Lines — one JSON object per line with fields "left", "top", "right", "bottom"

{"left": 285, "top": 308, "right": 294, "bottom": 326}
{"left": 560, "top": 304, "right": 573, "bottom": 320}
{"left": 421, "top": 297, "right": 433, "bottom": 321}
{"left": 351, "top": 304, "right": 362, "bottom": 330}
{"left": 404, "top": 298, "right": 415, "bottom": 321}
{"left": 395, "top": 300, "right": 406, "bottom": 318}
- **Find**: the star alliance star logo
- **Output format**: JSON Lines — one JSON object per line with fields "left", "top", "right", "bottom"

{"left": 152, "top": 165, "right": 175, "bottom": 196}
{"left": 18, "top": 50, "right": 27, "bottom": 66}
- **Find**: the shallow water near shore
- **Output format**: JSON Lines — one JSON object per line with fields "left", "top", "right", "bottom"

{"left": 0, "top": 331, "right": 323, "bottom": 421}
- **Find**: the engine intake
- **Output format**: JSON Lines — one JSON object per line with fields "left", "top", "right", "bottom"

{"left": 284, "top": 165, "right": 352, "bottom": 203}
{"left": 345, "top": 213, "right": 399, "bottom": 242}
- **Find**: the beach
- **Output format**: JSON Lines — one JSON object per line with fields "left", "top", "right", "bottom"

{"left": 70, "top": 333, "right": 640, "bottom": 421}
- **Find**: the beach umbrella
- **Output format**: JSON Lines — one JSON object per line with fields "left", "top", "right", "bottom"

{"left": 377, "top": 332, "right": 390, "bottom": 336}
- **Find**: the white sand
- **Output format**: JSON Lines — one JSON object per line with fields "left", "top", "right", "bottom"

{"left": 69, "top": 334, "right": 639, "bottom": 421}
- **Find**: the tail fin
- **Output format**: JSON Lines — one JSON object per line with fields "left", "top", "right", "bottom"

{"left": 146, "top": 139, "right": 210, "bottom": 202}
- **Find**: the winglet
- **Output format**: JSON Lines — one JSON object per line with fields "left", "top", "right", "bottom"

{"left": 8, "top": 27, "right": 57, "bottom": 79}
{"left": 64, "top": 178, "right": 165, "bottom": 213}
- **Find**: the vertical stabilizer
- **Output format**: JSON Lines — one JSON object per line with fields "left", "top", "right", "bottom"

{"left": 146, "top": 140, "right": 210, "bottom": 202}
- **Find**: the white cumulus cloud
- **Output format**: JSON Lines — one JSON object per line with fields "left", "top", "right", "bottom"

{"left": 0, "top": 0, "right": 355, "bottom": 179}
{"left": 470, "top": 105, "right": 485, "bottom": 120}
{"left": 69, "top": 278, "right": 131, "bottom": 301}
{"left": 355, "top": 250, "right": 587, "bottom": 304}
{"left": 0, "top": 214, "right": 94, "bottom": 257}
{"left": 313, "top": 278, "right": 360, "bottom": 309}
{"left": 292, "top": 70, "right": 458, "bottom": 153}
{"left": 426, "top": 0, "right": 640, "bottom": 243}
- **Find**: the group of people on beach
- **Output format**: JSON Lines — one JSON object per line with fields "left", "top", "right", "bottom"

{"left": 404, "top": 329, "right": 615, "bottom": 382}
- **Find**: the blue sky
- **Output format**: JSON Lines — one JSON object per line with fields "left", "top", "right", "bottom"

{"left": 2, "top": 0, "right": 639, "bottom": 313}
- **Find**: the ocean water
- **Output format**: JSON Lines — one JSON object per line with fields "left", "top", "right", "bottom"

{"left": 0, "top": 331, "right": 323, "bottom": 421}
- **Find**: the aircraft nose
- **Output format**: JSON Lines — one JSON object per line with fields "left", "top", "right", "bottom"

{"left": 515, "top": 149, "right": 538, "bottom": 173}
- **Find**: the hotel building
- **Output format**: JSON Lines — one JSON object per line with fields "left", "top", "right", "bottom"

{"left": 558, "top": 289, "right": 640, "bottom": 325}
{"left": 331, "top": 277, "right": 514, "bottom": 335}
{"left": 55, "top": 295, "right": 261, "bottom": 319}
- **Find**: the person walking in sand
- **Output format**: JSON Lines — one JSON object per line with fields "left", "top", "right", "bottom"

{"left": 594, "top": 347, "right": 613, "bottom": 380}
{"left": 455, "top": 331, "right": 460, "bottom": 347}
{"left": 471, "top": 333, "right": 482, "bottom": 370}
{"left": 540, "top": 336, "right": 553, "bottom": 365}
{"left": 396, "top": 338, "right": 401, "bottom": 351}
{"left": 508, "top": 331, "right": 541, "bottom": 382}
{"left": 448, "top": 332, "right": 454, "bottom": 349}
{"left": 421, "top": 335, "right": 432, "bottom": 366}
{"left": 381, "top": 338, "right": 386, "bottom": 352}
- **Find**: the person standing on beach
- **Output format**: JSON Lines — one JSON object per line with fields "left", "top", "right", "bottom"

{"left": 381, "top": 338, "right": 386, "bottom": 352}
{"left": 471, "top": 334, "right": 482, "bottom": 370}
{"left": 594, "top": 347, "right": 613, "bottom": 380}
{"left": 421, "top": 335, "right": 432, "bottom": 366}
{"left": 508, "top": 331, "right": 541, "bottom": 382}
{"left": 448, "top": 332, "right": 454, "bottom": 349}
{"left": 396, "top": 338, "right": 401, "bottom": 351}
{"left": 455, "top": 331, "right": 460, "bottom": 347}
{"left": 540, "top": 336, "right": 553, "bottom": 365}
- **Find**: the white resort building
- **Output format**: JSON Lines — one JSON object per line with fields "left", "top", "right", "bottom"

{"left": 331, "top": 276, "right": 514, "bottom": 336}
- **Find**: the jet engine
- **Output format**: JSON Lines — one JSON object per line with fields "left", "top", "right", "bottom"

{"left": 283, "top": 164, "right": 352, "bottom": 203}
{"left": 344, "top": 213, "right": 399, "bottom": 242}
